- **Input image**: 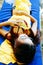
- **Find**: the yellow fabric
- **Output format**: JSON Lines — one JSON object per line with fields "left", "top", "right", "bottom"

{"left": 0, "top": 39, "right": 16, "bottom": 64}
{"left": 22, "top": 0, "right": 31, "bottom": 6}
{"left": 9, "top": 15, "right": 31, "bottom": 30}
{"left": 15, "top": 0, "right": 31, "bottom": 7}
{"left": 14, "top": 0, "right": 31, "bottom": 14}
{"left": 0, "top": 40, "right": 25, "bottom": 65}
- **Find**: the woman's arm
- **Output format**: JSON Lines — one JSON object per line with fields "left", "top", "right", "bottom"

{"left": 31, "top": 20, "right": 37, "bottom": 36}
{"left": 13, "top": 10, "right": 37, "bottom": 36}
{"left": 0, "top": 19, "right": 23, "bottom": 27}
{"left": 13, "top": 10, "right": 37, "bottom": 23}
{"left": 28, "top": 15, "right": 37, "bottom": 23}
{"left": 29, "top": 15, "right": 37, "bottom": 36}
{"left": 0, "top": 21, "right": 11, "bottom": 27}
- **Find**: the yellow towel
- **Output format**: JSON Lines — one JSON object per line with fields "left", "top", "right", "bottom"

{"left": 22, "top": 0, "right": 31, "bottom": 6}
{"left": 0, "top": 40, "right": 26, "bottom": 65}
{"left": 0, "top": 39, "right": 16, "bottom": 64}
{"left": 15, "top": 0, "right": 31, "bottom": 7}
{"left": 14, "top": 0, "right": 31, "bottom": 15}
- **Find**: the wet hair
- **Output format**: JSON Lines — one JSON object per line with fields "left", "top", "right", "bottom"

{"left": 14, "top": 43, "right": 36, "bottom": 64}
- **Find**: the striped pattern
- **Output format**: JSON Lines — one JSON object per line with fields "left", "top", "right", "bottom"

{"left": 0, "top": 0, "right": 12, "bottom": 22}
{"left": 0, "top": 0, "right": 12, "bottom": 44}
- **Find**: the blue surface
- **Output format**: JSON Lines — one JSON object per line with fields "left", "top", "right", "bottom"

{"left": 30, "top": 0, "right": 40, "bottom": 30}
{"left": 28, "top": 44, "right": 42, "bottom": 65}
{"left": 0, "top": 0, "right": 42, "bottom": 65}
{"left": 28, "top": 0, "right": 42, "bottom": 65}
{"left": 0, "top": 0, "right": 12, "bottom": 44}
{"left": 0, "top": 62, "right": 17, "bottom": 65}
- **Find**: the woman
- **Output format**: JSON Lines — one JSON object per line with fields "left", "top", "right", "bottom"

{"left": 0, "top": 14, "right": 37, "bottom": 64}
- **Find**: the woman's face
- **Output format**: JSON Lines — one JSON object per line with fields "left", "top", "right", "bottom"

{"left": 14, "top": 34, "right": 34, "bottom": 50}
{"left": 13, "top": 34, "right": 35, "bottom": 63}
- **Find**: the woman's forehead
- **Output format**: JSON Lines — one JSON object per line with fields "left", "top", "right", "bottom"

{"left": 18, "top": 34, "right": 34, "bottom": 45}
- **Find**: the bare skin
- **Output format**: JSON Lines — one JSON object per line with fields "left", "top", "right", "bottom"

{"left": 0, "top": 14, "right": 37, "bottom": 36}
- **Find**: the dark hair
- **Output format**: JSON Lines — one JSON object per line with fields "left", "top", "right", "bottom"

{"left": 14, "top": 43, "right": 36, "bottom": 64}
